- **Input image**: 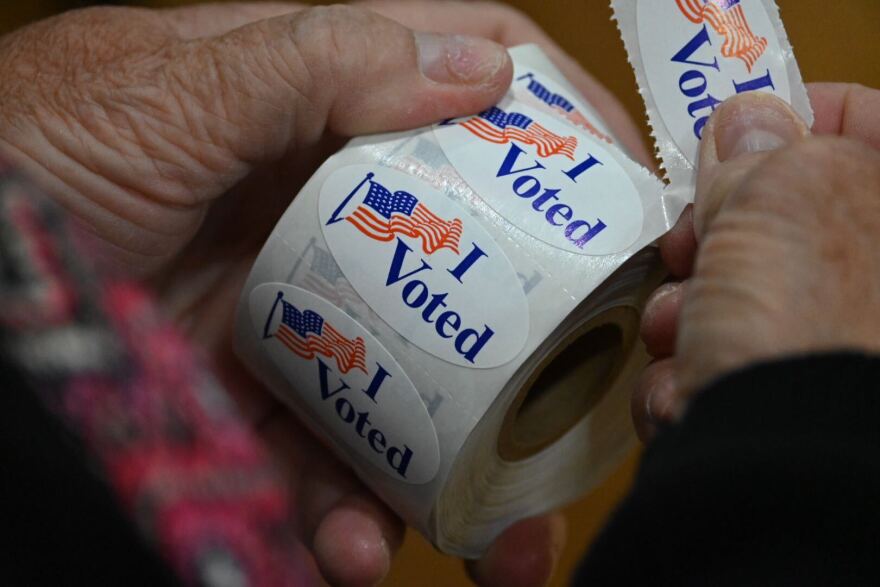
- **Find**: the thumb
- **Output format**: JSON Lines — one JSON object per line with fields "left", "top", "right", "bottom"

{"left": 694, "top": 93, "right": 810, "bottom": 239}
{"left": 172, "top": 5, "right": 511, "bottom": 163}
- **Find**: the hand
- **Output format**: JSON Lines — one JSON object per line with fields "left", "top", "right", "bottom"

{"left": 0, "top": 2, "right": 644, "bottom": 584}
{"left": 634, "top": 84, "right": 880, "bottom": 442}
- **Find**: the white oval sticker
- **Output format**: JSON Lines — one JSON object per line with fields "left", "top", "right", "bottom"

{"left": 511, "top": 68, "right": 613, "bottom": 143}
{"left": 249, "top": 283, "right": 439, "bottom": 484}
{"left": 433, "top": 101, "right": 643, "bottom": 256}
{"left": 637, "top": 0, "right": 791, "bottom": 165}
{"left": 318, "top": 165, "right": 528, "bottom": 369}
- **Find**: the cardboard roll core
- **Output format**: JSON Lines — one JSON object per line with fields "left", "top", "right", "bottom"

{"left": 497, "top": 306, "right": 640, "bottom": 462}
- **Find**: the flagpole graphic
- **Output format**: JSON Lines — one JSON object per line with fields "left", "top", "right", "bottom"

{"left": 263, "top": 291, "right": 367, "bottom": 374}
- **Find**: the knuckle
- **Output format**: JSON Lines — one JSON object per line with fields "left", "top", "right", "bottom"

{"left": 731, "top": 136, "right": 880, "bottom": 240}
{"left": 733, "top": 138, "right": 846, "bottom": 212}
{"left": 771, "top": 137, "right": 878, "bottom": 203}
{"left": 291, "top": 4, "right": 375, "bottom": 58}
{"left": 287, "top": 5, "right": 380, "bottom": 89}
{"left": 842, "top": 82, "right": 880, "bottom": 116}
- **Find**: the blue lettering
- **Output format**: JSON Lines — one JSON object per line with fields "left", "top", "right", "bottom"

{"left": 367, "top": 428, "right": 386, "bottom": 453}
{"left": 421, "top": 292, "right": 449, "bottom": 323}
{"left": 513, "top": 175, "right": 541, "bottom": 198}
{"left": 447, "top": 243, "right": 488, "bottom": 283}
{"left": 335, "top": 397, "right": 356, "bottom": 423}
{"left": 436, "top": 311, "right": 462, "bottom": 339}
{"left": 532, "top": 188, "right": 561, "bottom": 212}
{"left": 317, "top": 358, "right": 350, "bottom": 400}
{"left": 384, "top": 238, "right": 494, "bottom": 362}
{"left": 361, "top": 363, "right": 391, "bottom": 403}
{"left": 689, "top": 94, "right": 723, "bottom": 139}
{"left": 679, "top": 69, "right": 707, "bottom": 97}
{"left": 492, "top": 142, "right": 611, "bottom": 251}
{"left": 671, "top": 25, "right": 730, "bottom": 139}
{"left": 402, "top": 280, "right": 429, "bottom": 308}
{"left": 354, "top": 409, "right": 371, "bottom": 437}
{"left": 565, "top": 219, "right": 608, "bottom": 248}
{"left": 314, "top": 358, "right": 413, "bottom": 478}
{"left": 563, "top": 154, "right": 603, "bottom": 183}
{"left": 546, "top": 204, "right": 573, "bottom": 226}
{"left": 455, "top": 325, "right": 496, "bottom": 364}
{"left": 496, "top": 143, "right": 546, "bottom": 178}
{"left": 671, "top": 25, "right": 720, "bottom": 71}
{"left": 733, "top": 69, "right": 776, "bottom": 94}
{"left": 385, "top": 239, "right": 432, "bottom": 287}
{"left": 387, "top": 445, "right": 413, "bottom": 478}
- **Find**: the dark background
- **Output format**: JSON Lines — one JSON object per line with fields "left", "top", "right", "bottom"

{"left": 2, "top": 1, "right": 877, "bottom": 585}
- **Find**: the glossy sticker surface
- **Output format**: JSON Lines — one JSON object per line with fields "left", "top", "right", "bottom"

{"left": 434, "top": 101, "right": 643, "bottom": 256}
{"left": 637, "top": 0, "right": 791, "bottom": 165}
{"left": 250, "top": 283, "right": 440, "bottom": 484}
{"left": 319, "top": 165, "right": 529, "bottom": 369}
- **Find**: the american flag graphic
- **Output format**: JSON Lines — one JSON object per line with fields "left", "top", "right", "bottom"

{"left": 273, "top": 298, "right": 367, "bottom": 374}
{"left": 519, "top": 76, "right": 612, "bottom": 143}
{"left": 347, "top": 178, "right": 463, "bottom": 255}
{"left": 676, "top": 0, "right": 768, "bottom": 72}
{"left": 459, "top": 106, "right": 579, "bottom": 159}
{"left": 301, "top": 247, "right": 359, "bottom": 308}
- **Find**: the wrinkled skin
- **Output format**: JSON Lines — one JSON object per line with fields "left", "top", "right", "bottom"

{"left": 634, "top": 85, "right": 880, "bottom": 442}
{"left": 0, "top": 3, "right": 647, "bottom": 585}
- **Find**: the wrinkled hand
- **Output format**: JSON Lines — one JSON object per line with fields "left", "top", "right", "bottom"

{"left": 634, "top": 84, "right": 880, "bottom": 442}
{"left": 0, "top": 2, "right": 646, "bottom": 585}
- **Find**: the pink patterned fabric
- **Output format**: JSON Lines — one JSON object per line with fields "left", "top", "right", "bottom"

{"left": 0, "top": 164, "right": 316, "bottom": 586}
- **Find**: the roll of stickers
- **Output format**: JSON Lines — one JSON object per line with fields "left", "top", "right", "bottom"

{"left": 235, "top": 13, "right": 809, "bottom": 556}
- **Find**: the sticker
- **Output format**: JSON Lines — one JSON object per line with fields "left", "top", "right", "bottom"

{"left": 318, "top": 165, "right": 529, "bottom": 369}
{"left": 511, "top": 68, "right": 613, "bottom": 143}
{"left": 433, "top": 100, "right": 644, "bottom": 256}
{"left": 637, "top": 0, "right": 791, "bottom": 165}
{"left": 250, "top": 284, "right": 440, "bottom": 484}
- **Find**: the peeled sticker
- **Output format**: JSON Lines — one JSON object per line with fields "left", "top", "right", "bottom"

{"left": 433, "top": 100, "right": 644, "bottom": 256}
{"left": 319, "top": 164, "right": 530, "bottom": 369}
{"left": 613, "top": 0, "right": 813, "bottom": 195}
{"left": 249, "top": 283, "right": 440, "bottom": 484}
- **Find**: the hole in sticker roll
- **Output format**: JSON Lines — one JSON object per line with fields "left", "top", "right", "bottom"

{"left": 497, "top": 306, "right": 639, "bottom": 462}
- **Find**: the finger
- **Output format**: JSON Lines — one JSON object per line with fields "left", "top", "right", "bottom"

{"left": 312, "top": 494, "right": 405, "bottom": 587}
{"left": 260, "top": 412, "right": 404, "bottom": 586}
{"left": 164, "top": 1, "right": 650, "bottom": 166}
{"left": 467, "top": 514, "right": 566, "bottom": 587}
{"left": 360, "top": 0, "right": 652, "bottom": 166}
{"left": 162, "top": 2, "right": 303, "bottom": 39}
{"left": 807, "top": 82, "right": 880, "bottom": 148}
{"left": 658, "top": 205, "right": 697, "bottom": 278}
{"left": 632, "top": 358, "right": 679, "bottom": 443}
{"left": 694, "top": 93, "right": 810, "bottom": 239}
{"left": 640, "top": 281, "right": 684, "bottom": 359}
{"left": 171, "top": 5, "right": 512, "bottom": 175}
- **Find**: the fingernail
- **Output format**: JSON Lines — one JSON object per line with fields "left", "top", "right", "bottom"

{"left": 714, "top": 94, "right": 808, "bottom": 162}
{"left": 643, "top": 282, "right": 680, "bottom": 323}
{"left": 416, "top": 32, "right": 507, "bottom": 85}
{"left": 646, "top": 369, "right": 678, "bottom": 426}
